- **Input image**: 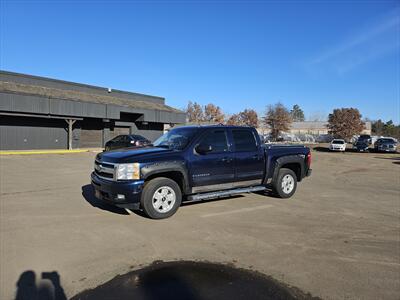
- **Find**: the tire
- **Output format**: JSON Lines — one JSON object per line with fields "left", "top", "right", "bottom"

{"left": 273, "top": 168, "right": 297, "bottom": 198}
{"left": 140, "top": 177, "right": 182, "bottom": 219}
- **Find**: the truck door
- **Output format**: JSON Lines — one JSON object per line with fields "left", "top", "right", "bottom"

{"left": 230, "top": 128, "right": 264, "bottom": 186}
{"left": 189, "top": 128, "right": 235, "bottom": 193}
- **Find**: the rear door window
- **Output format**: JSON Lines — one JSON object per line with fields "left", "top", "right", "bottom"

{"left": 232, "top": 129, "right": 257, "bottom": 152}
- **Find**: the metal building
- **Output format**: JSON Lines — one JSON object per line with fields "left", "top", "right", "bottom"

{"left": 0, "top": 71, "right": 186, "bottom": 150}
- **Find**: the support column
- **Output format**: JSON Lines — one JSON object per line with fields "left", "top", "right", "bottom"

{"left": 65, "top": 119, "right": 76, "bottom": 150}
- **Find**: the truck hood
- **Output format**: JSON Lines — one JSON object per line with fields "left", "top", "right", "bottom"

{"left": 96, "top": 146, "right": 176, "bottom": 163}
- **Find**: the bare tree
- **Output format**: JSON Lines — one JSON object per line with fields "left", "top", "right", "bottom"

{"left": 186, "top": 101, "right": 204, "bottom": 123}
{"left": 226, "top": 109, "right": 259, "bottom": 127}
{"left": 239, "top": 109, "right": 259, "bottom": 127}
{"left": 204, "top": 104, "right": 224, "bottom": 123}
{"left": 264, "top": 103, "right": 292, "bottom": 140}
{"left": 327, "top": 108, "right": 365, "bottom": 140}
{"left": 226, "top": 113, "right": 242, "bottom": 125}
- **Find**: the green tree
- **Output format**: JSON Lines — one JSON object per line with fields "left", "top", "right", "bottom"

{"left": 371, "top": 119, "right": 385, "bottom": 136}
{"left": 290, "top": 104, "right": 305, "bottom": 122}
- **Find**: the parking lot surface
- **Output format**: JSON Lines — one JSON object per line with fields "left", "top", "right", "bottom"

{"left": 1, "top": 149, "right": 399, "bottom": 299}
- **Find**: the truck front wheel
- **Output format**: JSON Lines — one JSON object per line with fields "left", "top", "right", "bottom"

{"left": 141, "top": 177, "right": 182, "bottom": 219}
{"left": 273, "top": 168, "right": 297, "bottom": 198}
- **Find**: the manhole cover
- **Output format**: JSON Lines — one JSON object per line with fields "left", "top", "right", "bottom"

{"left": 71, "top": 261, "right": 319, "bottom": 300}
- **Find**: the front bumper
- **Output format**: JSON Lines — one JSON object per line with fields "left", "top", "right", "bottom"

{"left": 377, "top": 147, "right": 396, "bottom": 153}
{"left": 91, "top": 172, "right": 144, "bottom": 210}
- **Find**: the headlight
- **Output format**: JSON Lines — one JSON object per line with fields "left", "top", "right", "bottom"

{"left": 116, "top": 163, "right": 140, "bottom": 180}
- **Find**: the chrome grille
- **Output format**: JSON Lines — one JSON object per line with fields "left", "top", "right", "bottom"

{"left": 94, "top": 160, "right": 116, "bottom": 180}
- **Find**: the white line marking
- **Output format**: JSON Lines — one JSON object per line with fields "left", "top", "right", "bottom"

{"left": 201, "top": 204, "right": 273, "bottom": 218}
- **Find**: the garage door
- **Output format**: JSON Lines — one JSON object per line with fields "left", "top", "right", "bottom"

{"left": 0, "top": 116, "right": 67, "bottom": 150}
{"left": 80, "top": 129, "right": 102, "bottom": 148}
{"left": 79, "top": 119, "right": 104, "bottom": 148}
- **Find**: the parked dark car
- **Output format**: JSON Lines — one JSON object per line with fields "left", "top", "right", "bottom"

{"left": 374, "top": 138, "right": 397, "bottom": 153}
{"left": 353, "top": 140, "right": 369, "bottom": 152}
{"left": 92, "top": 125, "right": 312, "bottom": 219}
{"left": 358, "top": 134, "right": 372, "bottom": 145}
{"left": 104, "top": 135, "right": 151, "bottom": 151}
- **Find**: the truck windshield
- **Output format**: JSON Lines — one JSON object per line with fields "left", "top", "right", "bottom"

{"left": 153, "top": 127, "right": 199, "bottom": 150}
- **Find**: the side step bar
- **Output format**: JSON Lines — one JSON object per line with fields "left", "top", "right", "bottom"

{"left": 187, "top": 185, "right": 267, "bottom": 202}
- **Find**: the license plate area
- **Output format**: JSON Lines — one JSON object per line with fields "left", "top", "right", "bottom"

{"left": 95, "top": 189, "right": 102, "bottom": 199}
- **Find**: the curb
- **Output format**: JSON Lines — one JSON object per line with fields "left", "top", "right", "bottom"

{"left": 0, "top": 149, "right": 95, "bottom": 155}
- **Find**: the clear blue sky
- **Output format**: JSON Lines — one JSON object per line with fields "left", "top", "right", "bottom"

{"left": 1, "top": 1, "right": 399, "bottom": 123}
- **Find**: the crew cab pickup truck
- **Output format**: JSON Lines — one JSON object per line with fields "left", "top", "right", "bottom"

{"left": 91, "top": 125, "right": 312, "bottom": 219}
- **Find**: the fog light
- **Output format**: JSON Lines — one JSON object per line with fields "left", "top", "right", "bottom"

{"left": 117, "top": 194, "right": 125, "bottom": 200}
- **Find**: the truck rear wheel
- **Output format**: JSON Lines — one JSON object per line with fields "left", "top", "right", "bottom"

{"left": 273, "top": 168, "right": 297, "bottom": 198}
{"left": 141, "top": 177, "right": 182, "bottom": 219}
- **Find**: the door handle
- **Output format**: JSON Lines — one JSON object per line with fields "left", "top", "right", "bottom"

{"left": 252, "top": 155, "right": 259, "bottom": 160}
{"left": 221, "top": 157, "right": 232, "bottom": 163}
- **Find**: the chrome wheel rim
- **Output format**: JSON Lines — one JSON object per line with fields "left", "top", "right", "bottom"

{"left": 281, "top": 174, "right": 295, "bottom": 194}
{"left": 152, "top": 186, "right": 176, "bottom": 213}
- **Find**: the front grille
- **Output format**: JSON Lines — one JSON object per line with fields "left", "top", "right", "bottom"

{"left": 94, "top": 169, "right": 113, "bottom": 179}
{"left": 94, "top": 160, "right": 115, "bottom": 169}
{"left": 94, "top": 160, "right": 115, "bottom": 180}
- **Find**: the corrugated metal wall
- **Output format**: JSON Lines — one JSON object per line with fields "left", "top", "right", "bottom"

{"left": 133, "top": 122, "right": 164, "bottom": 142}
{"left": 79, "top": 119, "right": 103, "bottom": 148}
{"left": 0, "top": 116, "right": 67, "bottom": 150}
{"left": 108, "top": 127, "right": 130, "bottom": 141}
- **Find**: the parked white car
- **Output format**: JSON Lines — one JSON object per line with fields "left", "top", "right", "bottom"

{"left": 329, "top": 139, "right": 346, "bottom": 152}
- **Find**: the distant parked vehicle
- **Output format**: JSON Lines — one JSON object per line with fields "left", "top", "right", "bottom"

{"left": 329, "top": 139, "right": 346, "bottom": 152}
{"left": 357, "top": 134, "right": 372, "bottom": 145}
{"left": 374, "top": 138, "right": 397, "bottom": 153}
{"left": 104, "top": 135, "right": 151, "bottom": 151}
{"left": 353, "top": 140, "right": 369, "bottom": 152}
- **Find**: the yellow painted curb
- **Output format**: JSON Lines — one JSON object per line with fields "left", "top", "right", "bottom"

{"left": 0, "top": 149, "right": 91, "bottom": 155}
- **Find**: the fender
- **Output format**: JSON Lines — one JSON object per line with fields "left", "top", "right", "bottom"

{"left": 269, "top": 154, "right": 305, "bottom": 184}
{"left": 140, "top": 160, "right": 191, "bottom": 194}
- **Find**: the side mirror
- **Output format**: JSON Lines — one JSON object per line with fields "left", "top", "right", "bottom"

{"left": 196, "top": 144, "right": 212, "bottom": 154}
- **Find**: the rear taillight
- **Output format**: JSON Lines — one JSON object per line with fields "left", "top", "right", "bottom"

{"left": 306, "top": 152, "right": 312, "bottom": 168}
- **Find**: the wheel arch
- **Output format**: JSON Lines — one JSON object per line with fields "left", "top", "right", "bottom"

{"left": 272, "top": 155, "right": 305, "bottom": 184}
{"left": 141, "top": 162, "right": 190, "bottom": 194}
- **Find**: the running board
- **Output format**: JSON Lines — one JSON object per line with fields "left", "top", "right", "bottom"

{"left": 187, "top": 185, "right": 267, "bottom": 202}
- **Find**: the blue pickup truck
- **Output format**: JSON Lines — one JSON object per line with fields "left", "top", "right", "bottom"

{"left": 91, "top": 125, "right": 312, "bottom": 219}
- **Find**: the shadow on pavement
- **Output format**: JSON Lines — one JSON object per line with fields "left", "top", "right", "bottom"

{"left": 312, "top": 146, "right": 330, "bottom": 152}
{"left": 81, "top": 184, "right": 129, "bottom": 215}
{"left": 373, "top": 156, "right": 400, "bottom": 160}
{"left": 15, "top": 271, "right": 67, "bottom": 300}
{"left": 70, "top": 261, "right": 320, "bottom": 300}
